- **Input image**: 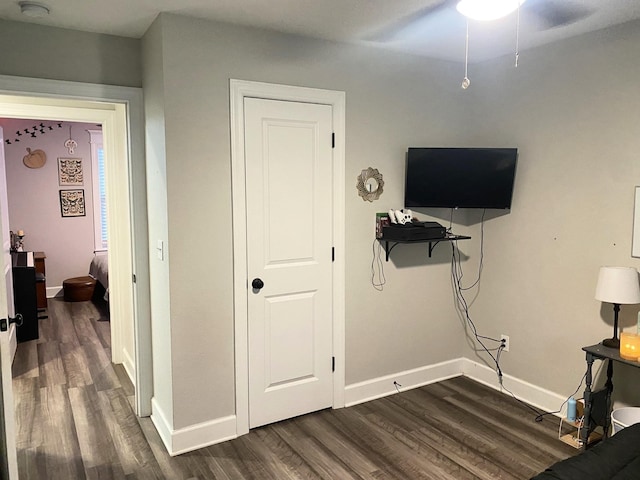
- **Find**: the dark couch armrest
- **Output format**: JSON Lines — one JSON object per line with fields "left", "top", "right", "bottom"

{"left": 532, "top": 423, "right": 640, "bottom": 479}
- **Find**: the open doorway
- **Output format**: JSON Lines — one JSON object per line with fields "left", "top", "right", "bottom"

{"left": 0, "top": 77, "right": 150, "bottom": 478}
{"left": 0, "top": 119, "right": 108, "bottom": 306}
{"left": 1, "top": 116, "right": 116, "bottom": 372}
{"left": 0, "top": 99, "right": 144, "bottom": 394}
{"left": 0, "top": 78, "right": 150, "bottom": 408}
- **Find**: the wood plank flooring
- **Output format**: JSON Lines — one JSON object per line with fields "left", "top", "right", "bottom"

{"left": 13, "top": 299, "right": 577, "bottom": 479}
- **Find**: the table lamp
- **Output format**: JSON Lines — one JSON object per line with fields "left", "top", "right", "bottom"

{"left": 595, "top": 266, "right": 640, "bottom": 348}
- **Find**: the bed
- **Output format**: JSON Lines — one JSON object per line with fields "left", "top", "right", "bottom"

{"left": 89, "top": 252, "right": 109, "bottom": 302}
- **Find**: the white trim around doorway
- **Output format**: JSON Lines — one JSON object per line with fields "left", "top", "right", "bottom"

{"left": 0, "top": 74, "right": 152, "bottom": 417}
{"left": 229, "top": 79, "right": 346, "bottom": 436}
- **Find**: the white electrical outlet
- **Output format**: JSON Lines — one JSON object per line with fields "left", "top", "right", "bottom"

{"left": 501, "top": 334, "right": 510, "bottom": 352}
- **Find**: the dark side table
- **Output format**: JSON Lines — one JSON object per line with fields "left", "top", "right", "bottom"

{"left": 580, "top": 343, "right": 640, "bottom": 450}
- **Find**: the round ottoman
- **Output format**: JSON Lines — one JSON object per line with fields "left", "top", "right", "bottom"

{"left": 63, "top": 276, "right": 96, "bottom": 302}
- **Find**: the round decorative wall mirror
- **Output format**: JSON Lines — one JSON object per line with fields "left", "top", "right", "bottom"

{"left": 357, "top": 167, "right": 384, "bottom": 202}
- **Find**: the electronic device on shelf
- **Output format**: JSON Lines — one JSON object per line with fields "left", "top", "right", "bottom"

{"left": 404, "top": 147, "right": 518, "bottom": 209}
{"left": 375, "top": 211, "right": 468, "bottom": 260}
{"left": 382, "top": 221, "right": 446, "bottom": 241}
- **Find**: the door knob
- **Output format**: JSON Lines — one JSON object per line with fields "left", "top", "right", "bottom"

{"left": 0, "top": 314, "right": 23, "bottom": 332}
{"left": 251, "top": 278, "right": 264, "bottom": 290}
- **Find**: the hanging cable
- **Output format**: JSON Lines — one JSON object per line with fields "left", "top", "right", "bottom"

{"left": 371, "top": 239, "right": 386, "bottom": 291}
{"left": 451, "top": 230, "right": 503, "bottom": 386}
{"left": 460, "top": 209, "right": 485, "bottom": 291}
{"left": 450, "top": 209, "right": 504, "bottom": 387}
{"left": 448, "top": 208, "right": 455, "bottom": 234}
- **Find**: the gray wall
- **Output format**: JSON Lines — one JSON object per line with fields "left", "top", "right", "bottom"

{"left": 144, "top": 13, "right": 476, "bottom": 430}
{"left": 466, "top": 20, "right": 640, "bottom": 405}
{"left": 145, "top": 14, "right": 640, "bottom": 432}
{"left": 141, "top": 17, "right": 174, "bottom": 424}
{"left": 0, "top": 19, "right": 141, "bottom": 87}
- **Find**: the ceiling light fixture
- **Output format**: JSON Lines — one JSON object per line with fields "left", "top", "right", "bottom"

{"left": 457, "top": 0, "right": 525, "bottom": 89}
{"left": 19, "top": 2, "right": 50, "bottom": 18}
{"left": 456, "top": 0, "right": 525, "bottom": 22}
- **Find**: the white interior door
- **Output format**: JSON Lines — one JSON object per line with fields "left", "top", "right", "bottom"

{"left": 245, "top": 98, "right": 334, "bottom": 429}
{"left": 0, "top": 127, "right": 19, "bottom": 478}
{"left": 0, "top": 128, "right": 15, "bottom": 361}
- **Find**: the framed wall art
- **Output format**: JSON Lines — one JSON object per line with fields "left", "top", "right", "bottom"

{"left": 60, "top": 189, "right": 86, "bottom": 217}
{"left": 58, "top": 157, "right": 83, "bottom": 185}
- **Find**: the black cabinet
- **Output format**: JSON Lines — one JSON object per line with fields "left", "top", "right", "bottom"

{"left": 12, "top": 252, "right": 38, "bottom": 342}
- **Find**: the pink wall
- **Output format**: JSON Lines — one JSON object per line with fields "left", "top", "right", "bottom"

{"left": 0, "top": 119, "right": 101, "bottom": 292}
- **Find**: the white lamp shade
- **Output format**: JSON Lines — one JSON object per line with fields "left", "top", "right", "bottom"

{"left": 595, "top": 266, "right": 640, "bottom": 304}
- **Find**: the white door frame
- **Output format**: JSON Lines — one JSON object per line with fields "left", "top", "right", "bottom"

{"left": 230, "top": 79, "right": 346, "bottom": 435}
{"left": 0, "top": 126, "right": 18, "bottom": 479}
{"left": 0, "top": 74, "right": 152, "bottom": 417}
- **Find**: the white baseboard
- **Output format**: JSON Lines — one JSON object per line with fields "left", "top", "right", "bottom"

{"left": 122, "top": 348, "right": 136, "bottom": 389}
{"left": 148, "top": 357, "right": 569, "bottom": 456}
{"left": 47, "top": 286, "right": 63, "bottom": 298}
{"left": 344, "top": 358, "right": 464, "bottom": 407}
{"left": 461, "top": 358, "right": 568, "bottom": 418}
{"left": 344, "top": 356, "right": 568, "bottom": 419}
{"left": 150, "top": 399, "right": 173, "bottom": 453}
{"left": 151, "top": 398, "right": 238, "bottom": 456}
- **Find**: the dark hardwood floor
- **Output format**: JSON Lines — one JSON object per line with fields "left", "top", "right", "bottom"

{"left": 12, "top": 298, "right": 576, "bottom": 479}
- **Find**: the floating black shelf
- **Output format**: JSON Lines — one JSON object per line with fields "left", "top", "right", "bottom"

{"left": 380, "top": 235, "right": 471, "bottom": 261}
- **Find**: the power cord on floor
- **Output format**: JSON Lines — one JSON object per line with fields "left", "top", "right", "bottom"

{"left": 500, "top": 371, "right": 589, "bottom": 423}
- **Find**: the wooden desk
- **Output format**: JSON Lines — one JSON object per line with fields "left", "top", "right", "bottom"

{"left": 34, "top": 251, "right": 46, "bottom": 309}
{"left": 580, "top": 343, "right": 640, "bottom": 450}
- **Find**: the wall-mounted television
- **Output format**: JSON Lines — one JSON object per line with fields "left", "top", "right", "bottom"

{"left": 404, "top": 147, "right": 518, "bottom": 209}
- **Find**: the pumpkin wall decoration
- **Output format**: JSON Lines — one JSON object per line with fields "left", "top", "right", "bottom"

{"left": 23, "top": 148, "right": 47, "bottom": 169}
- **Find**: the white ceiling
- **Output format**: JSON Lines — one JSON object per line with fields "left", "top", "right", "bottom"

{"left": 1, "top": 0, "right": 640, "bottom": 62}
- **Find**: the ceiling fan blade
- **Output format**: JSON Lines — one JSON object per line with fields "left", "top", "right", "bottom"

{"left": 525, "top": 0, "right": 594, "bottom": 29}
{"left": 365, "top": 0, "right": 455, "bottom": 42}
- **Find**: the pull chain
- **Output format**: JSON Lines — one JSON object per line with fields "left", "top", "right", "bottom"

{"left": 462, "top": 19, "right": 470, "bottom": 89}
{"left": 515, "top": 1, "right": 521, "bottom": 67}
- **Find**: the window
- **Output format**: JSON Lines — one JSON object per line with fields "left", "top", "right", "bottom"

{"left": 89, "top": 130, "right": 107, "bottom": 251}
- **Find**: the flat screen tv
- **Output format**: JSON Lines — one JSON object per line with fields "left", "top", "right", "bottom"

{"left": 404, "top": 147, "right": 518, "bottom": 209}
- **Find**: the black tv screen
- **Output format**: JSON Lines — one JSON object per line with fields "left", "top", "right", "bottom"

{"left": 404, "top": 147, "right": 518, "bottom": 209}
